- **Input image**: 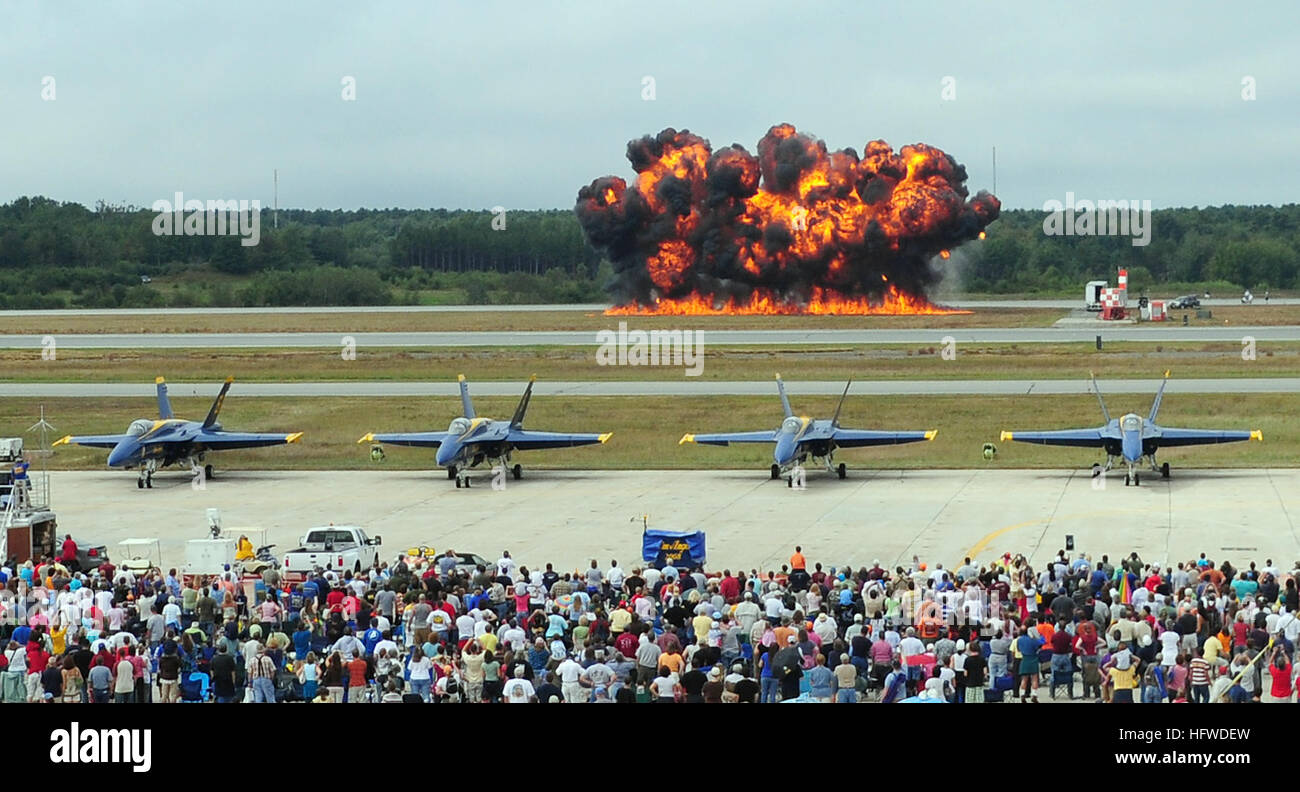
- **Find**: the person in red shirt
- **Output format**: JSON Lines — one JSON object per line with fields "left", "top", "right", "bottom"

{"left": 1269, "top": 646, "right": 1293, "bottom": 702}
{"left": 345, "top": 655, "right": 369, "bottom": 702}
{"left": 615, "top": 629, "right": 638, "bottom": 659}
{"left": 719, "top": 571, "right": 740, "bottom": 603}
{"left": 60, "top": 535, "right": 78, "bottom": 567}
{"left": 26, "top": 639, "right": 50, "bottom": 674}
{"left": 326, "top": 587, "right": 346, "bottom": 614}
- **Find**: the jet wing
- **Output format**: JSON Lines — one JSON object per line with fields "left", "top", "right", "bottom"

{"left": 832, "top": 428, "right": 937, "bottom": 447}
{"left": 999, "top": 428, "right": 1110, "bottom": 448}
{"left": 1153, "top": 428, "right": 1261, "bottom": 447}
{"left": 679, "top": 430, "right": 776, "bottom": 446}
{"left": 358, "top": 431, "right": 447, "bottom": 448}
{"left": 193, "top": 430, "right": 304, "bottom": 450}
{"left": 53, "top": 434, "right": 134, "bottom": 449}
{"left": 506, "top": 429, "right": 613, "bottom": 450}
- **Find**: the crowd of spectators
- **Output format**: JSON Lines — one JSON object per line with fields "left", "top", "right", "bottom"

{"left": 2, "top": 543, "right": 1297, "bottom": 704}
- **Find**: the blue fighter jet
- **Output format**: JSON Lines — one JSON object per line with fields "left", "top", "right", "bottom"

{"left": 678, "top": 375, "right": 936, "bottom": 485}
{"left": 999, "top": 371, "right": 1262, "bottom": 486}
{"left": 53, "top": 377, "right": 303, "bottom": 488}
{"left": 357, "top": 375, "right": 613, "bottom": 488}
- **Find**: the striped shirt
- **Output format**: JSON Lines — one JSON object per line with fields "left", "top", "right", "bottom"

{"left": 1189, "top": 657, "right": 1211, "bottom": 686}
{"left": 248, "top": 655, "right": 276, "bottom": 679}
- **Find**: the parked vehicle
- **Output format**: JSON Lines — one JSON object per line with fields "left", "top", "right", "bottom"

{"left": 1168, "top": 295, "right": 1201, "bottom": 309}
{"left": 431, "top": 551, "right": 491, "bottom": 577}
{"left": 283, "top": 526, "right": 382, "bottom": 574}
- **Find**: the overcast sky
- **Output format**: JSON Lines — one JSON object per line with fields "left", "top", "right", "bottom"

{"left": 1, "top": 1, "right": 1295, "bottom": 212}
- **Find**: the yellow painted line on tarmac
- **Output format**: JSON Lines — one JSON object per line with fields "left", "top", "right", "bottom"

{"left": 965, "top": 510, "right": 1130, "bottom": 561}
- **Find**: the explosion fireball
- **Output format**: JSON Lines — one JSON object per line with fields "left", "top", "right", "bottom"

{"left": 575, "top": 124, "right": 999, "bottom": 315}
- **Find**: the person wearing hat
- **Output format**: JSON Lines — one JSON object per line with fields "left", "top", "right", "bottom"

{"left": 701, "top": 665, "right": 725, "bottom": 703}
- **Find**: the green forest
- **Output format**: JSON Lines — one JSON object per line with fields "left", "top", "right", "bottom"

{"left": 0, "top": 196, "right": 1296, "bottom": 308}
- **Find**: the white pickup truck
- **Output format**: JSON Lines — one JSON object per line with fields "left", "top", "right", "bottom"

{"left": 282, "top": 526, "right": 383, "bottom": 574}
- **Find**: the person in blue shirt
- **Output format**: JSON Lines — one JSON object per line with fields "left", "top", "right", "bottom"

{"left": 1089, "top": 568, "right": 1108, "bottom": 596}
{"left": 292, "top": 624, "right": 312, "bottom": 661}
{"left": 1016, "top": 621, "right": 1045, "bottom": 701}
{"left": 806, "top": 653, "right": 835, "bottom": 702}
{"left": 302, "top": 577, "right": 320, "bottom": 606}
{"left": 362, "top": 619, "right": 383, "bottom": 657}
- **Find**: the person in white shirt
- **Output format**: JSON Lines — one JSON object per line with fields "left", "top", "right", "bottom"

{"left": 162, "top": 600, "right": 182, "bottom": 630}
{"left": 1159, "top": 629, "right": 1180, "bottom": 666}
{"left": 501, "top": 665, "right": 536, "bottom": 703}
{"left": 607, "top": 562, "right": 625, "bottom": 591}
{"left": 764, "top": 595, "right": 784, "bottom": 621}
{"left": 496, "top": 552, "right": 517, "bottom": 581}
{"left": 641, "top": 568, "right": 661, "bottom": 589}
{"left": 373, "top": 637, "right": 399, "bottom": 659}
{"left": 556, "top": 655, "right": 586, "bottom": 702}
{"left": 501, "top": 623, "right": 527, "bottom": 652}
{"left": 898, "top": 628, "right": 924, "bottom": 658}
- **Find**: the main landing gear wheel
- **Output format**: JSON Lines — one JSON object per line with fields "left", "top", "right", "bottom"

{"left": 787, "top": 477, "right": 794, "bottom": 488}
{"left": 137, "top": 478, "right": 144, "bottom": 489}
{"left": 837, "top": 463, "right": 847, "bottom": 480}
{"left": 146, "top": 472, "right": 153, "bottom": 488}
{"left": 770, "top": 464, "right": 781, "bottom": 480}
{"left": 204, "top": 464, "right": 213, "bottom": 480}
{"left": 447, "top": 466, "right": 457, "bottom": 480}
{"left": 512, "top": 464, "right": 522, "bottom": 480}
{"left": 1125, "top": 474, "right": 1131, "bottom": 486}
{"left": 1161, "top": 462, "right": 1170, "bottom": 479}
{"left": 1091, "top": 464, "right": 1102, "bottom": 478}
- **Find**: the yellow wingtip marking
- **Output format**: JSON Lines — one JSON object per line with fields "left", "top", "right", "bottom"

{"left": 598, "top": 432, "right": 613, "bottom": 444}
{"left": 225, "top": 375, "right": 235, "bottom": 384}
{"left": 1000, "top": 431, "right": 1013, "bottom": 442}
{"left": 679, "top": 433, "right": 695, "bottom": 445}
{"left": 53, "top": 435, "right": 72, "bottom": 447}
{"left": 357, "top": 433, "right": 374, "bottom": 444}
{"left": 1252, "top": 430, "right": 1263, "bottom": 442}
{"left": 284, "top": 432, "right": 303, "bottom": 444}
{"left": 1164, "top": 369, "right": 1171, "bottom": 378}
{"left": 529, "top": 374, "right": 537, "bottom": 383}
{"left": 924, "top": 430, "right": 937, "bottom": 441}
{"left": 457, "top": 373, "right": 466, "bottom": 382}
{"left": 775, "top": 373, "right": 782, "bottom": 380}
{"left": 155, "top": 376, "right": 165, "bottom": 385}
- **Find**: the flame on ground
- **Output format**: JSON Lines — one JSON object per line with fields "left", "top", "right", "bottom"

{"left": 605, "top": 285, "right": 971, "bottom": 316}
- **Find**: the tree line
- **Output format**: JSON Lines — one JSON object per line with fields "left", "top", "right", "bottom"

{"left": 0, "top": 196, "right": 1294, "bottom": 308}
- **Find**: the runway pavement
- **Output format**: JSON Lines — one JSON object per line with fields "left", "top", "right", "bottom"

{"left": 42, "top": 469, "right": 1300, "bottom": 575}
{"left": 3, "top": 378, "right": 1299, "bottom": 398}
{"left": 3, "top": 325, "right": 1299, "bottom": 348}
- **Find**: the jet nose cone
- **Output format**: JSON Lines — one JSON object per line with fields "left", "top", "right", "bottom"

{"left": 107, "top": 440, "right": 137, "bottom": 468}
{"left": 774, "top": 435, "right": 798, "bottom": 467}
{"left": 435, "top": 442, "right": 459, "bottom": 468}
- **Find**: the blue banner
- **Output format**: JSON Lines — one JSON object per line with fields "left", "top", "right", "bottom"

{"left": 642, "top": 530, "right": 706, "bottom": 569}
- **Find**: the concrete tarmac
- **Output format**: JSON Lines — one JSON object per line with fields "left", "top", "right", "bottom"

{"left": 41, "top": 469, "right": 1300, "bottom": 577}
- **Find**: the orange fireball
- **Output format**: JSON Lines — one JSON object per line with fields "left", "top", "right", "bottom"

{"left": 575, "top": 124, "right": 999, "bottom": 316}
